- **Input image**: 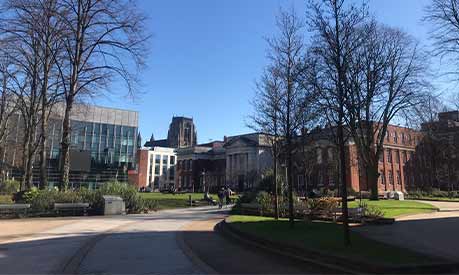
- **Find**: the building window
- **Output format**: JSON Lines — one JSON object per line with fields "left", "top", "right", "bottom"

{"left": 386, "top": 131, "right": 390, "bottom": 142}
{"left": 170, "top": 156, "right": 175, "bottom": 165}
{"left": 388, "top": 170, "right": 394, "bottom": 185}
{"left": 396, "top": 171, "right": 401, "bottom": 185}
{"left": 393, "top": 132, "right": 398, "bottom": 143}
{"left": 402, "top": 151, "right": 407, "bottom": 163}
{"left": 379, "top": 171, "right": 385, "bottom": 185}
{"left": 387, "top": 149, "right": 392, "bottom": 163}
{"left": 395, "top": 150, "right": 400, "bottom": 163}
{"left": 154, "top": 154, "right": 161, "bottom": 175}
{"left": 379, "top": 152, "right": 384, "bottom": 163}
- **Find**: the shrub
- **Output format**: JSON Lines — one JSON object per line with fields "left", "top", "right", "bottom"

{"left": 256, "top": 191, "right": 272, "bottom": 216}
{"left": 238, "top": 191, "right": 258, "bottom": 204}
{"left": 307, "top": 197, "right": 340, "bottom": 219}
{"left": 12, "top": 182, "right": 149, "bottom": 215}
{"left": 0, "top": 180, "right": 20, "bottom": 194}
{"left": 359, "top": 201, "right": 384, "bottom": 219}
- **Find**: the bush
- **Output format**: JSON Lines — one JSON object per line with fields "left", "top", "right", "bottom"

{"left": 0, "top": 180, "right": 20, "bottom": 194}
{"left": 12, "top": 182, "right": 151, "bottom": 215}
{"left": 359, "top": 201, "right": 384, "bottom": 219}
{"left": 307, "top": 197, "right": 340, "bottom": 213}
{"left": 256, "top": 191, "right": 272, "bottom": 216}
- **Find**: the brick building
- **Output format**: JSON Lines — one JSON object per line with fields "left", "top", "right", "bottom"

{"left": 405, "top": 111, "right": 459, "bottom": 191}
{"left": 292, "top": 125, "right": 421, "bottom": 194}
{"left": 175, "top": 141, "right": 225, "bottom": 192}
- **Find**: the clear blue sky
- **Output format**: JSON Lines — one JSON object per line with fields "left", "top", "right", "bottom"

{"left": 97, "top": 0, "right": 452, "bottom": 144}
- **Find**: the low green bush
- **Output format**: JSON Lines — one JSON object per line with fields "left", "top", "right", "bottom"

{"left": 0, "top": 180, "right": 20, "bottom": 194}
{"left": 256, "top": 191, "right": 272, "bottom": 216}
{"left": 12, "top": 181, "right": 155, "bottom": 215}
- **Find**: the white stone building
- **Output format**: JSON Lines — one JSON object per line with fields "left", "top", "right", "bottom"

{"left": 224, "top": 133, "right": 273, "bottom": 191}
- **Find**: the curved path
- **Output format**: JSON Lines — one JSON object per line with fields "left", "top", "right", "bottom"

{"left": 353, "top": 200, "right": 459, "bottom": 263}
{"left": 0, "top": 206, "right": 330, "bottom": 274}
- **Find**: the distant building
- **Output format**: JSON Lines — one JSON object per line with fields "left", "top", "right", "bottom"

{"left": 144, "top": 116, "right": 197, "bottom": 149}
{"left": 224, "top": 133, "right": 273, "bottom": 191}
{"left": 167, "top": 116, "right": 197, "bottom": 148}
{"left": 2, "top": 104, "right": 139, "bottom": 188}
{"left": 291, "top": 124, "right": 421, "bottom": 194}
{"left": 405, "top": 111, "right": 459, "bottom": 191}
{"left": 175, "top": 141, "right": 225, "bottom": 192}
{"left": 129, "top": 146, "right": 176, "bottom": 190}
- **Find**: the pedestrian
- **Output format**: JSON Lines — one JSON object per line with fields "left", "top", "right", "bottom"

{"left": 217, "top": 187, "right": 225, "bottom": 209}
{"left": 225, "top": 186, "right": 232, "bottom": 206}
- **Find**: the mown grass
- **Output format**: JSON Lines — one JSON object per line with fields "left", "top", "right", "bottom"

{"left": 139, "top": 192, "right": 238, "bottom": 210}
{"left": 228, "top": 215, "right": 440, "bottom": 265}
{"left": 348, "top": 199, "right": 437, "bottom": 218}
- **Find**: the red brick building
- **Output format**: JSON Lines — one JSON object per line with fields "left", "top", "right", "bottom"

{"left": 293, "top": 124, "right": 421, "bottom": 194}
{"left": 175, "top": 141, "right": 226, "bottom": 192}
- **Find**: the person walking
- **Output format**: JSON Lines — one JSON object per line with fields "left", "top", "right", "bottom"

{"left": 225, "top": 186, "right": 232, "bottom": 206}
{"left": 217, "top": 187, "right": 225, "bottom": 209}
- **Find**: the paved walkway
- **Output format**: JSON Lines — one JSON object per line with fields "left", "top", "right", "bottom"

{"left": 0, "top": 206, "right": 333, "bottom": 274}
{"left": 354, "top": 200, "right": 459, "bottom": 263}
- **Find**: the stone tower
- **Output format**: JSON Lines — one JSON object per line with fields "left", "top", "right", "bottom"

{"left": 167, "top": 116, "right": 197, "bottom": 148}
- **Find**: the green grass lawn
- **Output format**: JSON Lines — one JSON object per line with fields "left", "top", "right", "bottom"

{"left": 348, "top": 199, "right": 438, "bottom": 218}
{"left": 409, "top": 197, "right": 459, "bottom": 202}
{"left": 228, "top": 215, "right": 440, "bottom": 265}
{"left": 0, "top": 194, "right": 13, "bottom": 204}
{"left": 139, "top": 192, "right": 238, "bottom": 210}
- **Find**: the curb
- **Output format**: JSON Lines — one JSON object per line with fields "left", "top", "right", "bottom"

{"left": 176, "top": 229, "right": 218, "bottom": 274}
{"left": 218, "top": 218, "right": 459, "bottom": 274}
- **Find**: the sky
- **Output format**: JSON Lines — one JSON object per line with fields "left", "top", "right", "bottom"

{"left": 96, "top": 0, "right": 450, "bottom": 144}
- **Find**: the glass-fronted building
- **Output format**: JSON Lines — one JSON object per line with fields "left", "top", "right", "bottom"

{"left": 6, "top": 104, "right": 139, "bottom": 188}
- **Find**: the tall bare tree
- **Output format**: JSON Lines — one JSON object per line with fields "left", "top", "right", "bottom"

{"left": 426, "top": 0, "right": 459, "bottom": 81}
{"left": 55, "top": 0, "right": 148, "bottom": 189}
{"left": 0, "top": 53, "right": 18, "bottom": 182}
{"left": 249, "top": 66, "right": 282, "bottom": 219}
{"left": 266, "top": 9, "right": 311, "bottom": 227}
{"left": 306, "top": 0, "right": 368, "bottom": 246}
{"left": 346, "top": 21, "right": 429, "bottom": 200}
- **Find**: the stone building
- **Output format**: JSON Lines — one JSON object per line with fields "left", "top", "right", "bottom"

{"left": 224, "top": 133, "right": 273, "bottom": 191}
{"left": 405, "top": 111, "right": 459, "bottom": 191}
{"left": 144, "top": 116, "right": 197, "bottom": 149}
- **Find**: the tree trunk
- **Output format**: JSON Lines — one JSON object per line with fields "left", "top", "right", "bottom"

{"left": 368, "top": 164, "right": 379, "bottom": 200}
{"left": 60, "top": 98, "right": 73, "bottom": 190}
{"left": 337, "top": 121, "right": 350, "bottom": 246}
{"left": 288, "top": 151, "right": 294, "bottom": 228}
{"left": 40, "top": 113, "right": 47, "bottom": 189}
{"left": 273, "top": 152, "right": 279, "bottom": 220}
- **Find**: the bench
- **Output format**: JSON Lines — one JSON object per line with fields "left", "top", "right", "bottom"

{"left": 0, "top": 204, "right": 31, "bottom": 217}
{"left": 54, "top": 203, "right": 89, "bottom": 216}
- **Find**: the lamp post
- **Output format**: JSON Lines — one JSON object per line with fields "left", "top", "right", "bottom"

{"left": 201, "top": 170, "right": 206, "bottom": 193}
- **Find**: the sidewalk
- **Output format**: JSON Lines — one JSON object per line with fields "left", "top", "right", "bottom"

{"left": 181, "top": 219, "right": 336, "bottom": 274}
{"left": 0, "top": 217, "right": 77, "bottom": 243}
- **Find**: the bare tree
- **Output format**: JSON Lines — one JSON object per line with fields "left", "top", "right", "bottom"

{"left": 0, "top": 53, "right": 18, "bottom": 182}
{"left": 425, "top": 0, "right": 459, "bottom": 81}
{"left": 55, "top": 0, "right": 148, "bottom": 189}
{"left": 346, "top": 21, "right": 430, "bottom": 200}
{"left": 305, "top": 0, "right": 368, "bottom": 246}
{"left": 249, "top": 66, "right": 282, "bottom": 219}
{"left": 265, "top": 9, "right": 312, "bottom": 228}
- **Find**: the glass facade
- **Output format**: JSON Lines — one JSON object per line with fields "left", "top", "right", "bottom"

{"left": 47, "top": 119, "right": 137, "bottom": 170}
